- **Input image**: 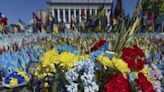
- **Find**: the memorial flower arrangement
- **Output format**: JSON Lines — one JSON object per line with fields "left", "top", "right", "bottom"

{"left": 31, "top": 34, "right": 163, "bottom": 92}
{"left": 0, "top": 16, "right": 163, "bottom": 91}
{"left": 0, "top": 32, "right": 162, "bottom": 91}
{"left": 0, "top": 3, "right": 163, "bottom": 91}
{"left": 3, "top": 70, "right": 30, "bottom": 87}
{"left": 0, "top": 18, "right": 162, "bottom": 92}
{"left": 34, "top": 46, "right": 89, "bottom": 90}
{"left": 101, "top": 45, "right": 156, "bottom": 92}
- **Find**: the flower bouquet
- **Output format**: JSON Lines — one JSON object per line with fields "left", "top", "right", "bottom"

{"left": 32, "top": 32, "right": 163, "bottom": 92}
{"left": 2, "top": 70, "right": 31, "bottom": 88}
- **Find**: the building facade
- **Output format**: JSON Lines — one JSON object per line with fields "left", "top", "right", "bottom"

{"left": 47, "top": 0, "right": 113, "bottom": 24}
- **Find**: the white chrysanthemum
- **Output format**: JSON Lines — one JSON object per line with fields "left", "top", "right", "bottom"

{"left": 65, "top": 57, "right": 99, "bottom": 92}
{"left": 66, "top": 82, "right": 78, "bottom": 92}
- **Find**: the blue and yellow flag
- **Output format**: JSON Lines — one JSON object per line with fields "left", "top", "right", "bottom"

{"left": 92, "top": 4, "right": 105, "bottom": 32}
{"left": 49, "top": 15, "right": 53, "bottom": 22}
{"left": 93, "top": 17, "right": 101, "bottom": 32}
{"left": 0, "top": 24, "right": 3, "bottom": 31}
{"left": 51, "top": 16, "right": 58, "bottom": 33}
{"left": 53, "top": 24, "right": 58, "bottom": 34}
{"left": 97, "top": 4, "right": 105, "bottom": 19}
{"left": 95, "top": 25, "right": 101, "bottom": 32}
{"left": 18, "top": 19, "right": 25, "bottom": 30}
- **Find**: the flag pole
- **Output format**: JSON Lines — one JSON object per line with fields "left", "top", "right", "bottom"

{"left": 87, "top": 0, "right": 90, "bottom": 21}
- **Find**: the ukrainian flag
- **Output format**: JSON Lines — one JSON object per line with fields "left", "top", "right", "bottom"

{"left": 18, "top": 19, "right": 25, "bottom": 30}
{"left": 18, "top": 23, "right": 24, "bottom": 30}
{"left": 92, "top": 4, "right": 105, "bottom": 32}
{"left": 53, "top": 24, "right": 58, "bottom": 34}
{"left": 49, "top": 15, "right": 53, "bottom": 22}
{"left": 95, "top": 25, "right": 101, "bottom": 32}
{"left": 0, "top": 24, "right": 3, "bottom": 31}
{"left": 93, "top": 18, "right": 101, "bottom": 32}
{"left": 51, "top": 17, "right": 58, "bottom": 33}
{"left": 97, "top": 4, "right": 105, "bottom": 19}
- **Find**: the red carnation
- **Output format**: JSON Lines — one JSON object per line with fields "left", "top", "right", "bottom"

{"left": 135, "top": 73, "right": 155, "bottom": 92}
{"left": 121, "top": 45, "right": 146, "bottom": 71}
{"left": 105, "top": 74, "right": 131, "bottom": 92}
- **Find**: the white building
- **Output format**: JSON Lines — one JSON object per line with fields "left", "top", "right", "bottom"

{"left": 47, "top": 0, "right": 113, "bottom": 24}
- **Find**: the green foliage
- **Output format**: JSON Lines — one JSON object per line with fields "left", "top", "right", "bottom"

{"left": 112, "top": 17, "right": 140, "bottom": 52}
{"left": 142, "top": 0, "right": 164, "bottom": 15}
{"left": 142, "top": 0, "right": 154, "bottom": 12}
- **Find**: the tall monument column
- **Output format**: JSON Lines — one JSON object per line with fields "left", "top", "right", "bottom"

{"left": 79, "top": 9, "right": 82, "bottom": 22}
{"left": 52, "top": 9, "right": 55, "bottom": 17}
{"left": 84, "top": 9, "right": 87, "bottom": 18}
{"left": 68, "top": 9, "right": 71, "bottom": 23}
{"left": 90, "top": 9, "right": 92, "bottom": 16}
{"left": 74, "top": 9, "right": 76, "bottom": 22}
{"left": 63, "top": 9, "right": 66, "bottom": 23}
{"left": 57, "top": 9, "right": 61, "bottom": 22}
{"left": 95, "top": 9, "right": 97, "bottom": 15}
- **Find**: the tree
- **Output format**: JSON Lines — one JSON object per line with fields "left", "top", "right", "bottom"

{"left": 142, "top": 0, "right": 164, "bottom": 31}
{"left": 142, "top": 0, "right": 164, "bottom": 16}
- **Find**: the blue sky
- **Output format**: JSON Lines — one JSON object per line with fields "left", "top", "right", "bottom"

{"left": 0, "top": 0, "right": 138, "bottom": 24}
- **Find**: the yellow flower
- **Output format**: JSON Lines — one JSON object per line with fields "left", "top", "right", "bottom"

{"left": 58, "top": 52, "right": 78, "bottom": 70}
{"left": 78, "top": 54, "right": 90, "bottom": 61}
{"left": 140, "top": 66, "right": 149, "bottom": 74}
{"left": 134, "top": 66, "right": 152, "bottom": 83}
{"left": 140, "top": 66, "right": 152, "bottom": 83}
{"left": 97, "top": 55, "right": 130, "bottom": 73}
{"left": 35, "top": 64, "right": 56, "bottom": 79}
{"left": 135, "top": 72, "right": 152, "bottom": 83}
{"left": 34, "top": 49, "right": 58, "bottom": 79}
{"left": 112, "top": 57, "right": 130, "bottom": 73}
{"left": 144, "top": 74, "right": 152, "bottom": 83}
{"left": 41, "top": 49, "right": 59, "bottom": 66}
{"left": 9, "top": 78, "right": 18, "bottom": 86}
{"left": 97, "top": 54, "right": 113, "bottom": 69}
